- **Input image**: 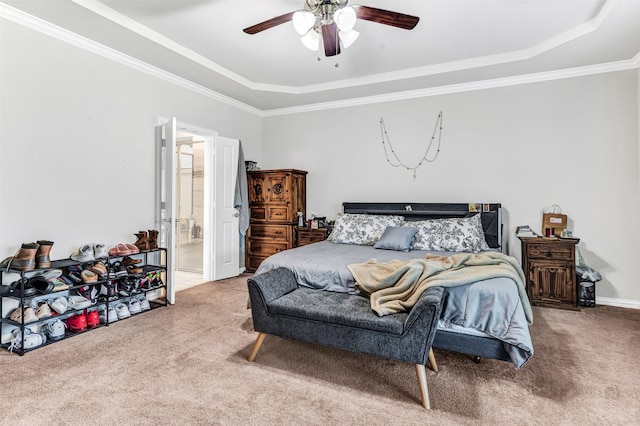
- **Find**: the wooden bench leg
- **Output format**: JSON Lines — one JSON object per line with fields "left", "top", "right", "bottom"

{"left": 415, "top": 364, "right": 431, "bottom": 410}
{"left": 428, "top": 348, "right": 439, "bottom": 373}
{"left": 247, "top": 332, "right": 266, "bottom": 362}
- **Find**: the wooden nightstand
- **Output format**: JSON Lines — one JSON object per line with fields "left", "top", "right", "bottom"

{"left": 519, "top": 236, "right": 580, "bottom": 310}
{"left": 295, "top": 227, "right": 328, "bottom": 247}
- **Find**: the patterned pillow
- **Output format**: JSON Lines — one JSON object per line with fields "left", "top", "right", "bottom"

{"left": 329, "top": 214, "right": 405, "bottom": 246}
{"left": 404, "top": 213, "right": 490, "bottom": 253}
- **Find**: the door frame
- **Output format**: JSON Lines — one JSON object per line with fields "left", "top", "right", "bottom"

{"left": 157, "top": 117, "right": 217, "bottom": 283}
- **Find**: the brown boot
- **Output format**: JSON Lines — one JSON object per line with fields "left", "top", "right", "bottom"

{"left": 35, "top": 240, "right": 54, "bottom": 268}
{"left": 2, "top": 242, "right": 39, "bottom": 271}
{"left": 148, "top": 230, "right": 158, "bottom": 250}
{"left": 134, "top": 232, "right": 149, "bottom": 251}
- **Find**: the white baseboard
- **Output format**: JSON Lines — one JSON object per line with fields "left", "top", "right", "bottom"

{"left": 596, "top": 296, "right": 640, "bottom": 310}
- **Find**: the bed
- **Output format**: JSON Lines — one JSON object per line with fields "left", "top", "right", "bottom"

{"left": 254, "top": 202, "right": 534, "bottom": 369}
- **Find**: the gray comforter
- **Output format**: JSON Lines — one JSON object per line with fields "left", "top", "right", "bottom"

{"left": 256, "top": 241, "right": 534, "bottom": 369}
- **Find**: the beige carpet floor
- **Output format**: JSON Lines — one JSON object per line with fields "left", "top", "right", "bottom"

{"left": 1, "top": 273, "right": 639, "bottom": 425}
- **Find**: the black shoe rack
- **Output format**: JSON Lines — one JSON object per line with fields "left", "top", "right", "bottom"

{"left": 0, "top": 248, "right": 168, "bottom": 355}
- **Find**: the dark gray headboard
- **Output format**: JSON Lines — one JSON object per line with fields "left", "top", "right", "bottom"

{"left": 342, "top": 202, "right": 504, "bottom": 252}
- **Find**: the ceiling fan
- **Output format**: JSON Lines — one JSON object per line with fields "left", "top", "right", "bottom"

{"left": 243, "top": 0, "right": 419, "bottom": 57}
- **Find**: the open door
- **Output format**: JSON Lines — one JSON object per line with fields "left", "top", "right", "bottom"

{"left": 213, "top": 136, "right": 240, "bottom": 280}
{"left": 155, "top": 117, "right": 177, "bottom": 304}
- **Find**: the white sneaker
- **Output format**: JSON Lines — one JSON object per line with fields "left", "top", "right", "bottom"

{"left": 137, "top": 295, "right": 151, "bottom": 311}
{"left": 8, "top": 329, "right": 46, "bottom": 352}
{"left": 93, "top": 243, "right": 108, "bottom": 259}
{"left": 71, "top": 244, "right": 95, "bottom": 263}
{"left": 45, "top": 319, "right": 66, "bottom": 340}
{"left": 115, "top": 303, "right": 131, "bottom": 319}
{"left": 67, "top": 295, "right": 92, "bottom": 310}
{"left": 35, "top": 303, "right": 52, "bottom": 319}
{"left": 128, "top": 298, "right": 141, "bottom": 315}
{"left": 49, "top": 297, "right": 68, "bottom": 314}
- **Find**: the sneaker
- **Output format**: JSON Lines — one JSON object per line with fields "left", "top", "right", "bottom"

{"left": 98, "top": 282, "right": 119, "bottom": 302}
{"left": 10, "top": 306, "right": 39, "bottom": 323}
{"left": 45, "top": 319, "right": 66, "bottom": 340}
{"left": 35, "top": 269, "right": 63, "bottom": 280}
{"left": 67, "top": 295, "right": 92, "bottom": 310}
{"left": 35, "top": 302, "right": 52, "bottom": 319}
{"left": 49, "top": 277, "right": 70, "bottom": 292}
{"left": 70, "top": 244, "right": 95, "bottom": 263}
{"left": 65, "top": 312, "right": 87, "bottom": 332}
{"left": 77, "top": 285, "right": 98, "bottom": 304}
{"left": 115, "top": 303, "right": 131, "bottom": 319}
{"left": 128, "top": 298, "right": 141, "bottom": 315}
{"left": 93, "top": 243, "right": 108, "bottom": 259}
{"left": 49, "top": 297, "right": 68, "bottom": 314}
{"left": 113, "top": 261, "right": 128, "bottom": 278}
{"left": 97, "top": 306, "right": 114, "bottom": 324}
{"left": 8, "top": 329, "right": 46, "bottom": 352}
{"left": 80, "top": 269, "right": 98, "bottom": 283}
{"left": 86, "top": 309, "right": 100, "bottom": 328}
{"left": 137, "top": 294, "right": 151, "bottom": 311}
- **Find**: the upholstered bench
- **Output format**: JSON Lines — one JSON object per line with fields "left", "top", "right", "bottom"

{"left": 246, "top": 267, "right": 444, "bottom": 409}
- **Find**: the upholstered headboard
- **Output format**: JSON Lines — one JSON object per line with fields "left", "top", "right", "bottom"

{"left": 342, "top": 202, "right": 504, "bottom": 253}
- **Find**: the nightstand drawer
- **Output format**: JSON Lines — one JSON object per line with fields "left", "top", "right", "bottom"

{"left": 526, "top": 243, "right": 573, "bottom": 260}
{"left": 247, "top": 240, "right": 290, "bottom": 256}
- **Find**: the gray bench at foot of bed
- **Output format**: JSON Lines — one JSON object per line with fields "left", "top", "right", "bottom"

{"left": 246, "top": 267, "right": 444, "bottom": 410}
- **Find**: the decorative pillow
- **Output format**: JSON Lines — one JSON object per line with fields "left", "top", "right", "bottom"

{"left": 373, "top": 226, "right": 418, "bottom": 252}
{"left": 329, "top": 214, "right": 404, "bottom": 246}
{"left": 405, "top": 214, "right": 490, "bottom": 253}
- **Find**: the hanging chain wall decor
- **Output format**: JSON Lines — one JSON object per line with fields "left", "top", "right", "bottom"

{"left": 379, "top": 111, "right": 443, "bottom": 180}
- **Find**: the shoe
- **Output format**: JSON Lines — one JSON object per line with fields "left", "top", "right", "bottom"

{"left": 93, "top": 243, "right": 108, "bottom": 259}
{"left": 108, "top": 243, "right": 134, "bottom": 257}
{"left": 133, "top": 232, "right": 149, "bottom": 251}
{"left": 122, "top": 256, "right": 142, "bottom": 266}
{"left": 67, "top": 295, "right": 92, "bottom": 310}
{"left": 36, "top": 269, "right": 63, "bottom": 281}
{"left": 80, "top": 269, "right": 98, "bottom": 283}
{"left": 113, "top": 261, "right": 128, "bottom": 278}
{"left": 89, "top": 262, "right": 107, "bottom": 277}
{"left": 8, "top": 329, "right": 46, "bottom": 352}
{"left": 49, "top": 277, "right": 70, "bottom": 292}
{"left": 65, "top": 271, "right": 83, "bottom": 284}
{"left": 35, "top": 240, "right": 54, "bottom": 269}
{"left": 10, "top": 306, "right": 39, "bottom": 323}
{"left": 148, "top": 230, "right": 159, "bottom": 250}
{"left": 115, "top": 303, "right": 131, "bottom": 319}
{"left": 70, "top": 244, "right": 95, "bottom": 263}
{"left": 97, "top": 306, "right": 117, "bottom": 324}
{"left": 45, "top": 319, "right": 66, "bottom": 340}
{"left": 125, "top": 243, "right": 140, "bottom": 254}
{"left": 127, "top": 265, "right": 143, "bottom": 275}
{"left": 49, "top": 297, "right": 68, "bottom": 314}
{"left": 35, "top": 302, "right": 52, "bottom": 319}
{"left": 128, "top": 298, "right": 141, "bottom": 315}
{"left": 29, "top": 276, "right": 54, "bottom": 294}
{"left": 152, "top": 271, "right": 163, "bottom": 288}
{"left": 137, "top": 294, "right": 151, "bottom": 311}
{"left": 65, "top": 313, "right": 87, "bottom": 332}
{"left": 98, "top": 282, "right": 119, "bottom": 302}
{"left": 1, "top": 242, "right": 39, "bottom": 271}
{"left": 86, "top": 309, "right": 100, "bottom": 328}
{"left": 77, "top": 285, "right": 98, "bottom": 304}
{"left": 118, "top": 277, "right": 135, "bottom": 297}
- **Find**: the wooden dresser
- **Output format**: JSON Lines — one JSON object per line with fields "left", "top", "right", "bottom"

{"left": 519, "top": 236, "right": 580, "bottom": 310}
{"left": 246, "top": 169, "right": 307, "bottom": 271}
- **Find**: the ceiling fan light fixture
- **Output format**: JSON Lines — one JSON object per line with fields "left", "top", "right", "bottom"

{"left": 333, "top": 6, "right": 356, "bottom": 31}
{"left": 293, "top": 10, "right": 316, "bottom": 35}
{"left": 300, "top": 29, "right": 320, "bottom": 51}
{"left": 339, "top": 29, "right": 359, "bottom": 48}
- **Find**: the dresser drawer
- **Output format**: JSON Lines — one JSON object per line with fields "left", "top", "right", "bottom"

{"left": 249, "top": 224, "right": 291, "bottom": 241}
{"left": 247, "top": 240, "right": 290, "bottom": 256}
{"left": 249, "top": 205, "right": 292, "bottom": 222}
{"left": 526, "top": 243, "right": 573, "bottom": 260}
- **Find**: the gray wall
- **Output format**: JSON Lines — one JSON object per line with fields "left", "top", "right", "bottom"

{"left": 262, "top": 71, "right": 640, "bottom": 305}
{"left": 0, "top": 19, "right": 261, "bottom": 260}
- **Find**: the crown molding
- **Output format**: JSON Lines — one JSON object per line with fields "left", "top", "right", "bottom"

{"left": 2, "top": 1, "right": 639, "bottom": 119}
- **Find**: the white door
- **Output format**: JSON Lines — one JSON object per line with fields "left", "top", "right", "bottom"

{"left": 213, "top": 136, "right": 240, "bottom": 280}
{"left": 156, "top": 117, "right": 177, "bottom": 304}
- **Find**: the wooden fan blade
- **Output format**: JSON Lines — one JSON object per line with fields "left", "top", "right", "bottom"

{"left": 354, "top": 5, "right": 419, "bottom": 30}
{"left": 322, "top": 22, "right": 341, "bottom": 57}
{"left": 243, "top": 11, "right": 295, "bottom": 34}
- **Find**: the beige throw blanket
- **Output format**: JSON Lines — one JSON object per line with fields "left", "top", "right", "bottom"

{"left": 348, "top": 251, "right": 533, "bottom": 323}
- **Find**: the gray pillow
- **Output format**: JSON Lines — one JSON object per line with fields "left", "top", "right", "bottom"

{"left": 373, "top": 226, "right": 418, "bottom": 252}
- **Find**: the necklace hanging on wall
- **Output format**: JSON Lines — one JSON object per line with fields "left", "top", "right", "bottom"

{"left": 379, "top": 111, "right": 443, "bottom": 180}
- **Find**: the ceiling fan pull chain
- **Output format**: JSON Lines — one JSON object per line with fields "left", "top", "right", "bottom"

{"left": 379, "top": 111, "right": 443, "bottom": 180}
